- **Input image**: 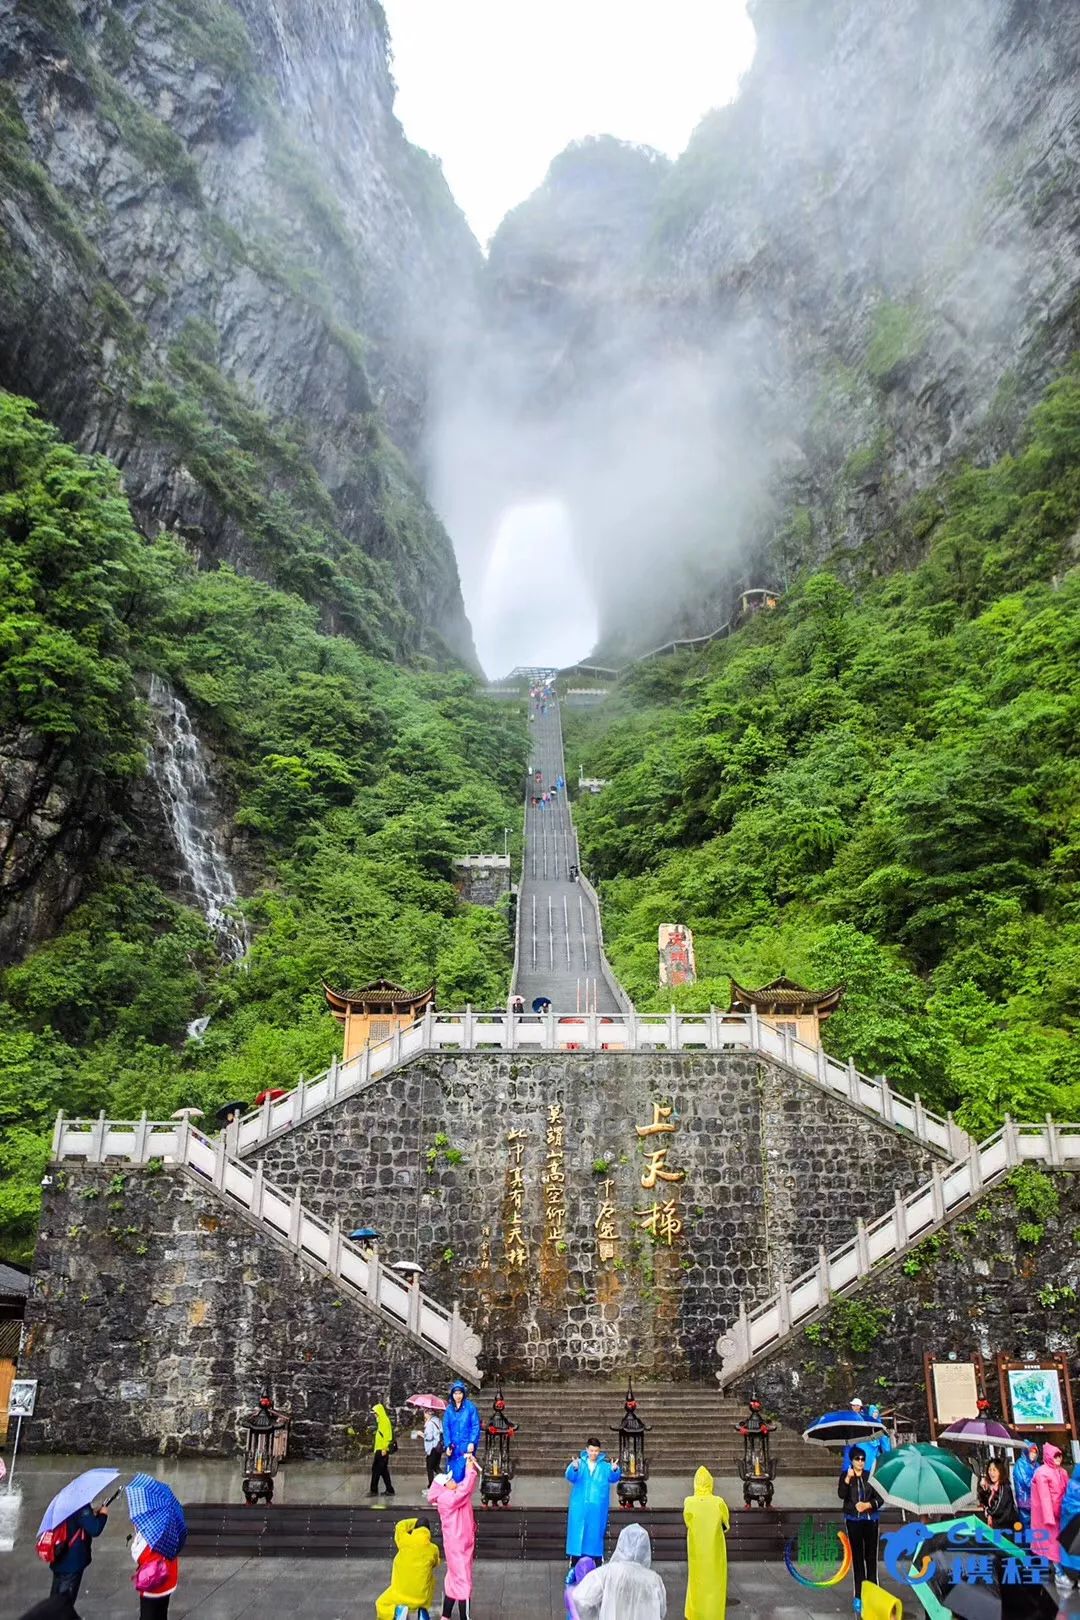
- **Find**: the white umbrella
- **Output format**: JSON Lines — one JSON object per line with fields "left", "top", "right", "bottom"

{"left": 172, "top": 1107, "right": 205, "bottom": 1121}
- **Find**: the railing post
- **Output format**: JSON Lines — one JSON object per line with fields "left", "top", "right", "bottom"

{"left": 749, "top": 1005, "right": 760, "bottom": 1049}
{"left": 225, "top": 1116, "right": 240, "bottom": 1158}
{"left": 735, "top": 1298, "right": 752, "bottom": 1363}
{"left": 776, "top": 1274, "right": 792, "bottom": 1336}
{"left": 463, "top": 1005, "right": 474, "bottom": 1051}
{"left": 1045, "top": 1114, "right": 1062, "bottom": 1168}
{"left": 258, "top": 1094, "right": 273, "bottom": 1141}
{"left": 367, "top": 1254, "right": 381, "bottom": 1305}
{"left": 390, "top": 1027, "right": 403, "bottom": 1067}
{"left": 817, "top": 1244, "right": 831, "bottom": 1302}
{"left": 968, "top": 1137, "right": 984, "bottom": 1193}
{"left": 362, "top": 1044, "right": 373, "bottom": 1085}
{"left": 627, "top": 1009, "right": 638, "bottom": 1051}
{"left": 668, "top": 1006, "right": 680, "bottom": 1051}
{"left": 289, "top": 1190, "right": 303, "bottom": 1248}
{"left": 913, "top": 1093, "right": 928, "bottom": 1141}
{"left": 133, "top": 1111, "right": 149, "bottom": 1163}
{"left": 783, "top": 1029, "right": 794, "bottom": 1067}
{"left": 544, "top": 1009, "right": 556, "bottom": 1051}
{"left": 327, "top": 1214, "right": 342, "bottom": 1275}
{"left": 894, "top": 1189, "right": 909, "bottom": 1248}
{"left": 879, "top": 1076, "right": 894, "bottom": 1126}
{"left": 407, "top": 1280, "right": 422, "bottom": 1334}
{"left": 855, "top": 1218, "right": 871, "bottom": 1275}
{"left": 422, "top": 1004, "right": 435, "bottom": 1050}
{"left": 92, "top": 1110, "right": 108, "bottom": 1164}
{"left": 52, "top": 1110, "right": 65, "bottom": 1160}
{"left": 293, "top": 1077, "right": 307, "bottom": 1124}
{"left": 176, "top": 1118, "right": 192, "bottom": 1165}
{"left": 327, "top": 1056, "right": 339, "bottom": 1103}
{"left": 930, "top": 1162, "right": 947, "bottom": 1223}
{"left": 250, "top": 1160, "right": 265, "bottom": 1221}
{"left": 448, "top": 1301, "right": 463, "bottom": 1359}
{"left": 1003, "top": 1115, "right": 1019, "bottom": 1167}
{"left": 213, "top": 1136, "right": 228, "bottom": 1190}
{"left": 817, "top": 1045, "right": 829, "bottom": 1086}
{"left": 709, "top": 1005, "right": 720, "bottom": 1047}
{"left": 504, "top": 1012, "right": 516, "bottom": 1052}
{"left": 588, "top": 1011, "right": 599, "bottom": 1049}
{"left": 847, "top": 1059, "right": 860, "bottom": 1105}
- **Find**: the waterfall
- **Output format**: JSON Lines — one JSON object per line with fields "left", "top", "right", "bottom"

{"left": 147, "top": 676, "right": 249, "bottom": 962}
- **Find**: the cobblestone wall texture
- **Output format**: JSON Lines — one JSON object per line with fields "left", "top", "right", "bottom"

{"left": 453, "top": 861, "right": 511, "bottom": 908}
{"left": 251, "top": 1050, "right": 943, "bottom": 1378}
{"left": 21, "top": 1166, "right": 449, "bottom": 1457}
{"left": 739, "top": 1170, "right": 1080, "bottom": 1431}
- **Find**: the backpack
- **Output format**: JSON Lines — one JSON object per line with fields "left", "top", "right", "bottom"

{"left": 37, "top": 1520, "right": 83, "bottom": 1565}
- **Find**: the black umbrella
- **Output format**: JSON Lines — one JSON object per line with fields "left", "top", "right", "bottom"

{"left": 215, "top": 1100, "right": 247, "bottom": 1124}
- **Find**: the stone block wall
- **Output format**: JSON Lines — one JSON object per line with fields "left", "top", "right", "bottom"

{"left": 21, "top": 1165, "right": 450, "bottom": 1457}
{"left": 453, "top": 858, "right": 511, "bottom": 909}
{"left": 738, "top": 1170, "right": 1080, "bottom": 1432}
{"left": 251, "top": 1050, "right": 943, "bottom": 1379}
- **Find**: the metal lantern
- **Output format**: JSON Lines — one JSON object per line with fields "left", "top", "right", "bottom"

{"left": 735, "top": 1396, "right": 776, "bottom": 1508}
{"left": 480, "top": 1386, "right": 517, "bottom": 1508}
{"left": 613, "top": 1381, "right": 650, "bottom": 1507}
{"left": 241, "top": 1388, "right": 291, "bottom": 1505}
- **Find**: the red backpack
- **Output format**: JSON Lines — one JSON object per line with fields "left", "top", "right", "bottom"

{"left": 36, "top": 1520, "right": 83, "bottom": 1565}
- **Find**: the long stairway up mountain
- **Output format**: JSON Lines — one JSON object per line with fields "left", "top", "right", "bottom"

{"left": 513, "top": 695, "right": 625, "bottom": 1015}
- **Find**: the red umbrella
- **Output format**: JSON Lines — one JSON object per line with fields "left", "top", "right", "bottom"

{"left": 255, "top": 1088, "right": 288, "bottom": 1105}
{"left": 407, "top": 1394, "right": 447, "bottom": 1412}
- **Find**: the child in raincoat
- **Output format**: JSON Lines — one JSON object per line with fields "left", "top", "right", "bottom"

{"left": 1030, "top": 1442, "right": 1069, "bottom": 1586}
{"left": 683, "top": 1466, "right": 729, "bottom": 1620}
{"left": 572, "top": 1523, "right": 667, "bottom": 1620}
{"left": 427, "top": 1454, "right": 480, "bottom": 1620}
{"left": 565, "top": 1438, "right": 621, "bottom": 1567}
{"left": 375, "top": 1516, "right": 441, "bottom": 1620}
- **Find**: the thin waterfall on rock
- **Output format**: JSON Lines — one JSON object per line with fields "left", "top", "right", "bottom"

{"left": 147, "top": 675, "right": 249, "bottom": 961}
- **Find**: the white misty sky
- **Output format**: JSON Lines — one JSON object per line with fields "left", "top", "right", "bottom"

{"left": 380, "top": 0, "right": 758, "bottom": 673}
{"left": 382, "top": 0, "right": 757, "bottom": 244}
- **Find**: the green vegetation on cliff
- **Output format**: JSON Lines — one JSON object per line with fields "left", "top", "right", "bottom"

{"left": 567, "top": 367, "right": 1080, "bottom": 1134}
{"left": 0, "top": 394, "right": 524, "bottom": 1261}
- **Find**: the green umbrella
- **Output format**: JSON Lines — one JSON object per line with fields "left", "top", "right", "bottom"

{"left": 874, "top": 1442, "right": 978, "bottom": 1514}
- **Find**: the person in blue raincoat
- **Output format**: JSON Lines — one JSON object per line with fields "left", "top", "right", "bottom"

{"left": 565, "top": 1437, "right": 621, "bottom": 1570}
{"left": 841, "top": 1406, "right": 892, "bottom": 1475}
{"left": 1059, "top": 1463, "right": 1080, "bottom": 1580}
{"left": 1013, "top": 1441, "right": 1040, "bottom": 1528}
{"left": 443, "top": 1380, "right": 481, "bottom": 1483}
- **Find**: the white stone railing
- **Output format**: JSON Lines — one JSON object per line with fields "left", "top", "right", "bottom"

{"left": 188, "top": 1009, "right": 953, "bottom": 1158}
{"left": 453, "top": 854, "right": 510, "bottom": 869}
{"left": 51, "top": 1115, "right": 481, "bottom": 1381}
{"left": 716, "top": 1118, "right": 1080, "bottom": 1386}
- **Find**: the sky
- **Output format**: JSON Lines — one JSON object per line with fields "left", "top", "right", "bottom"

{"left": 381, "top": 0, "right": 757, "bottom": 245}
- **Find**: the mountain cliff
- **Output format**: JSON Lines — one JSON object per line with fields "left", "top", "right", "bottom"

{"left": 430, "top": 0, "right": 1080, "bottom": 655}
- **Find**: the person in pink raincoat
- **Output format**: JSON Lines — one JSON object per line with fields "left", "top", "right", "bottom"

{"left": 427, "top": 1453, "right": 480, "bottom": 1620}
{"left": 1030, "top": 1442, "right": 1069, "bottom": 1578}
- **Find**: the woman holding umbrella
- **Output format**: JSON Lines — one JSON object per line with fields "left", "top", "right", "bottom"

{"left": 124, "top": 1473, "right": 186, "bottom": 1617}
{"left": 977, "top": 1457, "right": 1017, "bottom": 1531}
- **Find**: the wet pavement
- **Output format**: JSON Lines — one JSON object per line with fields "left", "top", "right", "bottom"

{"left": 0, "top": 1454, "right": 910, "bottom": 1619}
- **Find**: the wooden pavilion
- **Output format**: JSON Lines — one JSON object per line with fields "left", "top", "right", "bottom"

{"left": 324, "top": 979, "right": 436, "bottom": 1061}
{"left": 728, "top": 975, "right": 843, "bottom": 1049}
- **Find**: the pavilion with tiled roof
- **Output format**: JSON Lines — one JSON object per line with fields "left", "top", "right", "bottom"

{"left": 324, "top": 979, "right": 435, "bottom": 1061}
{"left": 728, "top": 975, "right": 844, "bottom": 1049}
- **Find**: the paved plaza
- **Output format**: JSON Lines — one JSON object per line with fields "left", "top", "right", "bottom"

{"left": 0, "top": 1455, "right": 917, "bottom": 1619}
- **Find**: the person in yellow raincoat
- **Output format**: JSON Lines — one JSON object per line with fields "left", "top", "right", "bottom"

{"left": 375, "top": 1516, "right": 441, "bottom": 1620}
{"left": 371, "top": 1402, "right": 396, "bottom": 1496}
{"left": 684, "top": 1466, "right": 730, "bottom": 1620}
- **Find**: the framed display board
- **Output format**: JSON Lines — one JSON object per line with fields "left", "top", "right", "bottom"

{"left": 997, "top": 1355, "right": 1077, "bottom": 1441}
{"left": 924, "top": 1352, "right": 988, "bottom": 1434}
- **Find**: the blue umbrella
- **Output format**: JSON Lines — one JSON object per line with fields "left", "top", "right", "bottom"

{"left": 125, "top": 1473, "right": 187, "bottom": 1558}
{"left": 532, "top": 996, "right": 552, "bottom": 1012}
{"left": 37, "top": 1468, "right": 120, "bottom": 1537}
{"left": 803, "top": 1407, "right": 887, "bottom": 1446}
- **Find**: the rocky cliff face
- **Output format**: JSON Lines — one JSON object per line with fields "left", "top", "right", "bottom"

{"left": 0, "top": 0, "right": 480, "bottom": 661}
{"left": 430, "top": 0, "right": 1080, "bottom": 654}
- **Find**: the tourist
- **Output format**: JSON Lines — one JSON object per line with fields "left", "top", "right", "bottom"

{"left": 978, "top": 1457, "right": 1017, "bottom": 1530}
{"left": 1013, "top": 1441, "right": 1039, "bottom": 1527}
{"left": 423, "top": 1410, "right": 445, "bottom": 1486}
{"left": 443, "top": 1380, "right": 481, "bottom": 1483}
{"left": 684, "top": 1466, "right": 729, "bottom": 1620}
{"left": 427, "top": 1454, "right": 480, "bottom": 1619}
{"left": 838, "top": 1446, "right": 884, "bottom": 1611}
{"left": 375, "top": 1515, "right": 441, "bottom": 1620}
{"left": 1031, "top": 1442, "right": 1070, "bottom": 1588}
{"left": 570, "top": 1523, "right": 667, "bottom": 1620}
{"left": 565, "top": 1556, "right": 597, "bottom": 1618}
{"left": 510, "top": 993, "right": 525, "bottom": 1015}
{"left": 130, "top": 1528, "right": 179, "bottom": 1616}
{"left": 565, "top": 1436, "right": 621, "bottom": 1572}
{"left": 370, "top": 1401, "right": 396, "bottom": 1496}
{"left": 1059, "top": 1463, "right": 1080, "bottom": 1586}
{"left": 42, "top": 1498, "right": 109, "bottom": 1606}
{"left": 842, "top": 1405, "right": 891, "bottom": 1474}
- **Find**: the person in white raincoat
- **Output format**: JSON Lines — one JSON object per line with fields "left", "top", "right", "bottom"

{"left": 570, "top": 1524, "right": 667, "bottom": 1620}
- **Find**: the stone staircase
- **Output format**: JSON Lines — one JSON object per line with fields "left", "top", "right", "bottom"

{"left": 491, "top": 1383, "right": 833, "bottom": 1477}
{"left": 717, "top": 1117, "right": 1080, "bottom": 1386}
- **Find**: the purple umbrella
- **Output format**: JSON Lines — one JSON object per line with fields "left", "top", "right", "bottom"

{"left": 37, "top": 1468, "right": 120, "bottom": 1536}
{"left": 938, "top": 1417, "right": 1024, "bottom": 1449}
